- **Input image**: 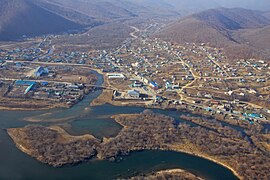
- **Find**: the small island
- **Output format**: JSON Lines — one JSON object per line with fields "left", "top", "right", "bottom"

{"left": 7, "top": 110, "right": 270, "bottom": 179}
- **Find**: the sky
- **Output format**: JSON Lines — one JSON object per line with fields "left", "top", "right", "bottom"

{"left": 128, "top": 0, "right": 270, "bottom": 11}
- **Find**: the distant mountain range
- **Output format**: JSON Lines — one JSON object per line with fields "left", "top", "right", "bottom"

{"left": 0, "top": 0, "right": 174, "bottom": 41}
{"left": 1, "top": 0, "right": 270, "bottom": 42}
{"left": 155, "top": 8, "right": 270, "bottom": 59}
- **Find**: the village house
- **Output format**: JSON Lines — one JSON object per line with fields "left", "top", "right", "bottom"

{"left": 132, "top": 81, "right": 144, "bottom": 88}
{"left": 33, "top": 66, "right": 49, "bottom": 77}
{"left": 127, "top": 90, "right": 140, "bottom": 99}
{"left": 149, "top": 81, "right": 158, "bottom": 90}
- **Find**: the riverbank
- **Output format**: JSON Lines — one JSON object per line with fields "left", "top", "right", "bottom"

{"left": 168, "top": 145, "right": 241, "bottom": 180}
{"left": 129, "top": 168, "right": 203, "bottom": 180}
{"left": 0, "top": 96, "right": 69, "bottom": 111}
{"left": 0, "top": 104, "right": 68, "bottom": 111}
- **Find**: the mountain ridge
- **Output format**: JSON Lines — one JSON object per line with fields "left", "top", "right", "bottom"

{"left": 0, "top": 0, "right": 89, "bottom": 40}
{"left": 155, "top": 8, "right": 270, "bottom": 59}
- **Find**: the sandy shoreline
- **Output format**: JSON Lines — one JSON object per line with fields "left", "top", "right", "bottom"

{"left": 131, "top": 168, "right": 204, "bottom": 180}
{"left": 0, "top": 104, "right": 68, "bottom": 111}
{"left": 168, "top": 147, "right": 242, "bottom": 180}
{"left": 0, "top": 106, "right": 53, "bottom": 111}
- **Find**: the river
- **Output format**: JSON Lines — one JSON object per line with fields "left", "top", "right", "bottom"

{"left": 0, "top": 71, "right": 238, "bottom": 180}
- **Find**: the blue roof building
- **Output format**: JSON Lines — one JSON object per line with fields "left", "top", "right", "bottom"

{"left": 149, "top": 81, "right": 158, "bottom": 89}
{"left": 246, "top": 113, "right": 262, "bottom": 118}
{"left": 15, "top": 80, "right": 36, "bottom": 86}
{"left": 41, "top": 82, "right": 49, "bottom": 86}
{"left": 15, "top": 80, "right": 37, "bottom": 94}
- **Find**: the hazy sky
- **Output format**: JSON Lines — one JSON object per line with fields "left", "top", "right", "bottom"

{"left": 213, "top": 0, "right": 270, "bottom": 10}
{"left": 127, "top": 0, "right": 270, "bottom": 11}
{"left": 38, "top": 0, "right": 270, "bottom": 11}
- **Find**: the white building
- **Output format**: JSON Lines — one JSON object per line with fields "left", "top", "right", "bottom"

{"left": 33, "top": 66, "right": 49, "bottom": 77}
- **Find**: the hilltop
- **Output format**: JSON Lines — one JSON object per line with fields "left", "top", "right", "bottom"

{"left": 155, "top": 8, "right": 270, "bottom": 59}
